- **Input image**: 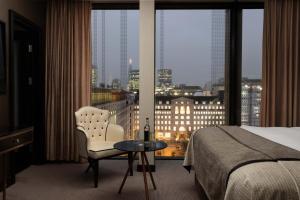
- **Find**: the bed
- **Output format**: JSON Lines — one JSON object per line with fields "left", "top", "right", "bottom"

{"left": 183, "top": 126, "right": 300, "bottom": 200}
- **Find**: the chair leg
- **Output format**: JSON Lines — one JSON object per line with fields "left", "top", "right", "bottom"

{"left": 85, "top": 158, "right": 92, "bottom": 174}
{"left": 128, "top": 152, "right": 133, "bottom": 176}
{"left": 92, "top": 159, "right": 99, "bottom": 188}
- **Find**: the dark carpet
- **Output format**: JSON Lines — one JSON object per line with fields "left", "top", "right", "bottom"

{"left": 5, "top": 160, "right": 199, "bottom": 200}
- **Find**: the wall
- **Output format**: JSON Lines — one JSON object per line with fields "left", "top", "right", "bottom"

{"left": 0, "top": 0, "right": 45, "bottom": 128}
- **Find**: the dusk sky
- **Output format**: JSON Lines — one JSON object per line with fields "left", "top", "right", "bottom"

{"left": 92, "top": 9, "right": 263, "bottom": 87}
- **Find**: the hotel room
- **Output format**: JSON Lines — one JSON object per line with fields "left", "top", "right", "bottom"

{"left": 0, "top": 0, "right": 299, "bottom": 199}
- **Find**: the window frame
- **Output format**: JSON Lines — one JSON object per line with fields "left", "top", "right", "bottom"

{"left": 91, "top": 2, "right": 264, "bottom": 160}
{"left": 154, "top": 2, "right": 264, "bottom": 127}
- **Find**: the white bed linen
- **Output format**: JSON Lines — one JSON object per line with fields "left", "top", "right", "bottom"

{"left": 241, "top": 125, "right": 300, "bottom": 152}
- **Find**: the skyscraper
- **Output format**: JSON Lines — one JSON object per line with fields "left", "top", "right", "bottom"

{"left": 128, "top": 58, "right": 133, "bottom": 73}
{"left": 160, "top": 10, "right": 165, "bottom": 69}
{"left": 128, "top": 69, "right": 139, "bottom": 92}
{"left": 91, "top": 66, "right": 97, "bottom": 88}
{"left": 92, "top": 11, "right": 99, "bottom": 87}
{"left": 92, "top": 11, "right": 106, "bottom": 88}
{"left": 101, "top": 11, "right": 106, "bottom": 87}
{"left": 241, "top": 78, "right": 262, "bottom": 126}
{"left": 211, "top": 10, "right": 226, "bottom": 86}
{"left": 158, "top": 69, "right": 172, "bottom": 87}
{"left": 120, "top": 10, "right": 128, "bottom": 89}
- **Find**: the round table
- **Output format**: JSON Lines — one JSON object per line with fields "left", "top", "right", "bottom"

{"left": 114, "top": 140, "right": 167, "bottom": 200}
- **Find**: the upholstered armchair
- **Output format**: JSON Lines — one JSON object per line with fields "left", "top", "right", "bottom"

{"left": 75, "top": 106, "right": 132, "bottom": 188}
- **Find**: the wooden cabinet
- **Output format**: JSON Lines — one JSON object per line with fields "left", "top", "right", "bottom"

{"left": 0, "top": 127, "right": 33, "bottom": 200}
{"left": 0, "top": 128, "right": 33, "bottom": 154}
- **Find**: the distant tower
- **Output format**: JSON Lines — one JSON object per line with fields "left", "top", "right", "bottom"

{"left": 160, "top": 10, "right": 165, "bottom": 69}
{"left": 211, "top": 10, "right": 226, "bottom": 86}
{"left": 158, "top": 69, "right": 172, "bottom": 87}
{"left": 101, "top": 11, "right": 106, "bottom": 88}
{"left": 92, "top": 11, "right": 100, "bottom": 87}
{"left": 128, "top": 58, "right": 133, "bottom": 72}
{"left": 120, "top": 10, "right": 128, "bottom": 89}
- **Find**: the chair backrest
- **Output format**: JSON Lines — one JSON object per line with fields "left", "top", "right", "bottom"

{"left": 75, "top": 106, "right": 110, "bottom": 142}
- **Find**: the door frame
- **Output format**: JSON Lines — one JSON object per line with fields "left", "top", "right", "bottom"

{"left": 9, "top": 10, "right": 45, "bottom": 164}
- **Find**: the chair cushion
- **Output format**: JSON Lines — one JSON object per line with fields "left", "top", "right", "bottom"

{"left": 88, "top": 141, "right": 125, "bottom": 159}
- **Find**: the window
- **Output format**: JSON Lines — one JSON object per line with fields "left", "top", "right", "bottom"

{"left": 241, "top": 9, "right": 263, "bottom": 126}
{"left": 91, "top": 10, "right": 139, "bottom": 140}
{"left": 155, "top": 10, "right": 228, "bottom": 157}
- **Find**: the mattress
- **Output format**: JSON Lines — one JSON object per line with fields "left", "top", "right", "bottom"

{"left": 184, "top": 126, "right": 300, "bottom": 200}
{"left": 225, "top": 126, "right": 300, "bottom": 200}
{"left": 241, "top": 125, "right": 300, "bottom": 151}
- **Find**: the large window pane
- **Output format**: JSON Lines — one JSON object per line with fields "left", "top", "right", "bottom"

{"left": 91, "top": 10, "right": 139, "bottom": 140}
{"left": 155, "top": 10, "right": 229, "bottom": 157}
{"left": 241, "top": 9, "right": 263, "bottom": 126}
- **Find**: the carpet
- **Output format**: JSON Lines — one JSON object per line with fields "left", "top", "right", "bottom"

{"left": 4, "top": 160, "right": 199, "bottom": 200}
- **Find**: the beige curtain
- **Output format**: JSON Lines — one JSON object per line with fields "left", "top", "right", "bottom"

{"left": 261, "top": 0, "right": 300, "bottom": 127}
{"left": 45, "top": 0, "right": 91, "bottom": 161}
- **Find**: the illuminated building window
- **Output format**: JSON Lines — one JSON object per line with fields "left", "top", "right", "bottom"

{"left": 180, "top": 106, "right": 185, "bottom": 114}
{"left": 173, "top": 127, "right": 176, "bottom": 131}
{"left": 181, "top": 116, "right": 184, "bottom": 119}
{"left": 179, "top": 126, "right": 186, "bottom": 132}
{"left": 186, "top": 116, "right": 190, "bottom": 119}
{"left": 175, "top": 116, "right": 178, "bottom": 119}
{"left": 175, "top": 121, "right": 178, "bottom": 125}
{"left": 186, "top": 106, "right": 190, "bottom": 114}
{"left": 175, "top": 106, "right": 179, "bottom": 114}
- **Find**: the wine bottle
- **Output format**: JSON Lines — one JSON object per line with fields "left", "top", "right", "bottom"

{"left": 144, "top": 118, "right": 150, "bottom": 142}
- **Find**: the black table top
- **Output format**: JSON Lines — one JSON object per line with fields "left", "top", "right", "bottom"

{"left": 114, "top": 140, "right": 167, "bottom": 152}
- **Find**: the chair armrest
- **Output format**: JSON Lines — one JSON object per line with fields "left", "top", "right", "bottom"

{"left": 76, "top": 127, "right": 88, "bottom": 158}
{"left": 106, "top": 124, "right": 124, "bottom": 142}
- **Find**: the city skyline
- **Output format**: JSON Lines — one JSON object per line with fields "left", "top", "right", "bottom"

{"left": 91, "top": 9, "right": 263, "bottom": 157}
{"left": 91, "top": 9, "right": 263, "bottom": 88}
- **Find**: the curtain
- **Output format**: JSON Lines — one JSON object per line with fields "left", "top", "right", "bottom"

{"left": 45, "top": 0, "right": 91, "bottom": 161}
{"left": 261, "top": 0, "right": 300, "bottom": 127}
